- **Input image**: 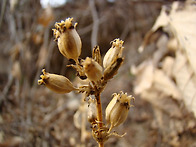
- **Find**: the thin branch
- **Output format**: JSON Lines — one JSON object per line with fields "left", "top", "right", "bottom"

{"left": 89, "top": 0, "right": 99, "bottom": 49}
{"left": 0, "top": 0, "right": 7, "bottom": 29}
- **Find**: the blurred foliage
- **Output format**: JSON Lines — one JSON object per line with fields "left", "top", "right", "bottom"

{"left": 2, "top": 0, "right": 195, "bottom": 147}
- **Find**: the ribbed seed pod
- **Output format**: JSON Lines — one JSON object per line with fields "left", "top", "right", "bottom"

{"left": 53, "top": 17, "right": 81, "bottom": 62}
{"left": 92, "top": 46, "right": 102, "bottom": 66}
{"left": 103, "top": 39, "right": 124, "bottom": 69}
{"left": 105, "top": 93, "right": 118, "bottom": 124}
{"left": 105, "top": 92, "right": 134, "bottom": 132}
{"left": 82, "top": 57, "right": 103, "bottom": 82}
{"left": 38, "top": 69, "right": 77, "bottom": 93}
{"left": 103, "top": 57, "right": 124, "bottom": 81}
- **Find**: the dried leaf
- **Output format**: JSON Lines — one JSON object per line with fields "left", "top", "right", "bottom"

{"left": 136, "top": 0, "right": 196, "bottom": 117}
{"left": 162, "top": 56, "right": 175, "bottom": 77}
{"left": 173, "top": 51, "right": 196, "bottom": 117}
{"left": 169, "top": 1, "right": 196, "bottom": 75}
{"left": 131, "top": 60, "right": 153, "bottom": 94}
{"left": 169, "top": 1, "right": 196, "bottom": 117}
{"left": 154, "top": 69, "right": 182, "bottom": 100}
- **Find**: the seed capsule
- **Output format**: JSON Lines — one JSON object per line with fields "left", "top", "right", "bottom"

{"left": 82, "top": 57, "right": 103, "bottom": 82}
{"left": 103, "top": 39, "right": 124, "bottom": 69}
{"left": 105, "top": 92, "right": 134, "bottom": 132}
{"left": 53, "top": 17, "right": 82, "bottom": 62}
{"left": 105, "top": 93, "right": 118, "bottom": 123}
{"left": 103, "top": 57, "right": 124, "bottom": 81}
{"left": 92, "top": 46, "right": 102, "bottom": 66}
{"left": 38, "top": 69, "right": 77, "bottom": 93}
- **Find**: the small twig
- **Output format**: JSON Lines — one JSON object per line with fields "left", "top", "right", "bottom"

{"left": 0, "top": 73, "right": 14, "bottom": 105}
{"left": 0, "top": 0, "right": 7, "bottom": 29}
{"left": 42, "top": 102, "right": 67, "bottom": 124}
{"left": 78, "top": 16, "right": 106, "bottom": 36}
{"left": 89, "top": 0, "right": 99, "bottom": 49}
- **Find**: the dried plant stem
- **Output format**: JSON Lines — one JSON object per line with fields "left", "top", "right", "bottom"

{"left": 95, "top": 93, "right": 103, "bottom": 127}
{"left": 99, "top": 142, "right": 104, "bottom": 147}
{"left": 95, "top": 93, "right": 104, "bottom": 147}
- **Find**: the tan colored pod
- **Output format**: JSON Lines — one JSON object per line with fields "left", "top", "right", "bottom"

{"left": 38, "top": 69, "right": 77, "bottom": 93}
{"left": 82, "top": 57, "right": 103, "bottom": 82}
{"left": 92, "top": 46, "right": 102, "bottom": 66}
{"left": 103, "top": 39, "right": 124, "bottom": 69}
{"left": 105, "top": 93, "right": 118, "bottom": 124}
{"left": 53, "top": 17, "right": 82, "bottom": 62}
{"left": 105, "top": 92, "right": 134, "bottom": 132}
{"left": 103, "top": 57, "right": 124, "bottom": 81}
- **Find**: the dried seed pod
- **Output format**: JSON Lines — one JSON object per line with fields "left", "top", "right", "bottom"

{"left": 105, "top": 92, "right": 134, "bottom": 132}
{"left": 87, "top": 97, "right": 97, "bottom": 124}
{"left": 53, "top": 17, "right": 82, "bottom": 62}
{"left": 38, "top": 69, "right": 77, "bottom": 93}
{"left": 92, "top": 46, "right": 102, "bottom": 66}
{"left": 82, "top": 57, "right": 103, "bottom": 82}
{"left": 103, "top": 57, "right": 124, "bottom": 81}
{"left": 103, "top": 39, "right": 124, "bottom": 69}
{"left": 105, "top": 93, "right": 118, "bottom": 124}
{"left": 92, "top": 126, "right": 110, "bottom": 143}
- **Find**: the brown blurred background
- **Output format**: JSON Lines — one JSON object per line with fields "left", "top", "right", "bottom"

{"left": 0, "top": 0, "right": 195, "bottom": 147}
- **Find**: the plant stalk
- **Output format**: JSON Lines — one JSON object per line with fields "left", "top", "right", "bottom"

{"left": 95, "top": 93, "right": 104, "bottom": 147}
{"left": 99, "top": 142, "right": 104, "bottom": 147}
{"left": 95, "top": 93, "right": 103, "bottom": 128}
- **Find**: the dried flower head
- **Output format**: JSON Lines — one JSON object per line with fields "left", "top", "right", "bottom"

{"left": 103, "top": 39, "right": 124, "bottom": 69}
{"left": 53, "top": 17, "right": 82, "bottom": 62}
{"left": 38, "top": 69, "right": 77, "bottom": 93}
{"left": 105, "top": 91, "right": 134, "bottom": 132}
{"left": 82, "top": 57, "right": 103, "bottom": 82}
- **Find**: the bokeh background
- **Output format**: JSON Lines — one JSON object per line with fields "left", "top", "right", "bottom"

{"left": 0, "top": 0, "right": 196, "bottom": 147}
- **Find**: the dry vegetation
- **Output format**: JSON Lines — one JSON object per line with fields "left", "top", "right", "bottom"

{"left": 0, "top": 0, "right": 196, "bottom": 147}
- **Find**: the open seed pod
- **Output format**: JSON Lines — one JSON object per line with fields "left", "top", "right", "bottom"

{"left": 53, "top": 17, "right": 82, "bottom": 62}
{"left": 105, "top": 91, "right": 134, "bottom": 132}
{"left": 103, "top": 39, "right": 124, "bottom": 69}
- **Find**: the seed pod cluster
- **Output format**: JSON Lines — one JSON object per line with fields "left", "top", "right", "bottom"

{"left": 38, "top": 69, "right": 77, "bottom": 93}
{"left": 105, "top": 91, "right": 134, "bottom": 132}
{"left": 38, "top": 17, "right": 135, "bottom": 146}
{"left": 53, "top": 17, "right": 82, "bottom": 62}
